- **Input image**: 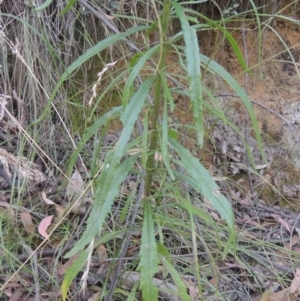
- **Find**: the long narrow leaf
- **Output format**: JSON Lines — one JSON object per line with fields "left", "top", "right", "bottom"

{"left": 169, "top": 138, "right": 236, "bottom": 254}
{"left": 34, "top": 0, "right": 53, "bottom": 11}
{"left": 65, "top": 154, "right": 138, "bottom": 258}
{"left": 123, "top": 45, "right": 160, "bottom": 105}
{"left": 191, "top": 15, "right": 247, "bottom": 71}
{"left": 65, "top": 77, "right": 154, "bottom": 257}
{"left": 172, "top": 1, "right": 203, "bottom": 147}
{"left": 61, "top": 249, "right": 88, "bottom": 300}
{"left": 199, "top": 53, "right": 265, "bottom": 162}
{"left": 62, "top": 26, "right": 149, "bottom": 83}
{"left": 67, "top": 106, "right": 122, "bottom": 175}
{"left": 138, "top": 201, "right": 159, "bottom": 301}
{"left": 161, "top": 256, "right": 191, "bottom": 301}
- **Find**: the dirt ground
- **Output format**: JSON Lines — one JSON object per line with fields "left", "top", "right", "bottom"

{"left": 195, "top": 5, "right": 300, "bottom": 205}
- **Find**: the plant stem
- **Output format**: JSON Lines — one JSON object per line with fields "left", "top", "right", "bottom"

{"left": 144, "top": 0, "right": 171, "bottom": 197}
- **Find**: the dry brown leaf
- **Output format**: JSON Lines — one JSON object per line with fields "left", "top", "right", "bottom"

{"left": 87, "top": 292, "right": 101, "bottom": 301}
{"left": 54, "top": 204, "right": 65, "bottom": 217}
{"left": 41, "top": 191, "right": 64, "bottom": 216}
{"left": 7, "top": 288, "right": 24, "bottom": 301}
{"left": 290, "top": 268, "right": 300, "bottom": 295}
{"left": 38, "top": 215, "right": 53, "bottom": 238}
{"left": 3, "top": 282, "right": 22, "bottom": 298}
{"left": 66, "top": 170, "right": 84, "bottom": 198}
{"left": 256, "top": 269, "right": 300, "bottom": 301}
{"left": 182, "top": 276, "right": 199, "bottom": 300}
{"left": 20, "top": 211, "right": 35, "bottom": 235}
{"left": 66, "top": 170, "right": 85, "bottom": 212}
{"left": 271, "top": 214, "right": 291, "bottom": 233}
{"left": 284, "top": 235, "right": 300, "bottom": 251}
{"left": 254, "top": 289, "right": 291, "bottom": 301}
{"left": 41, "top": 191, "right": 55, "bottom": 205}
{"left": 96, "top": 244, "right": 108, "bottom": 259}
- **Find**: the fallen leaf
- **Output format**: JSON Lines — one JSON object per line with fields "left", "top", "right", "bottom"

{"left": 284, "top": 235, "right": 300, "bottom": 251}
{"left": 271, "top": 214, "right": 291, "bottom": 233}
{"left": 182, "top": 276, "right": 199, "bottom": 300}
{"left": 290, "top": 268, "right": 300, "bottom": 294}
{"left": 41, "top": 190, "right": 55, "bottom": 205}
{"left": 20, "top": 211, "right": 35, "bottom": 235}
{"left": 66, "top": 170, "right": 84, "bottom": 198}
{"left": 253, "top": 288, "right": 291, "bottom": 301}
{"left": 96, "top": 244, "right": 108, "bottom": 260}
{"left": 66, "top": 170, "right": 85, "bottom": 212}
{"left": 38, "top": 215, "right": 53, "bottom": 238}
{"left": 87, "top": 292, "right": 101, "bottom": 301}
{"left": 7, "top": 287, "right": 24, "bottom": 301}
{"left": 41, "top": 191, "right": 64, "bottom": 216}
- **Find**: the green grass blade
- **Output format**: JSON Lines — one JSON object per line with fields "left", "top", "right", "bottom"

{"left": 138, "top": 200, "right": 159, "bottom": 301}
{"left": 172, "top": 1, "right": 203, "bottom": 147}
{"left": 60, "top": 0, "right": 77, "bottom": 16}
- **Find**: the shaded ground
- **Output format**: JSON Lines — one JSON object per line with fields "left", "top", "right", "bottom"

{"left": 199, "top": 8, "right": 300, "bottom": 206}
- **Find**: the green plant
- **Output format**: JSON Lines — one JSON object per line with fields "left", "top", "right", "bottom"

{"left": 54, "top": 1, "right": 265, "bottom": 300}
{"left": 5, "top": 0, "right": 300, "bottom": 300}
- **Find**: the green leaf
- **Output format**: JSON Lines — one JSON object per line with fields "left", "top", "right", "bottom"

{"left": 67, "top": 106, "right": 122, "bottom": 176}
{"left": 161, "top": 96, "right": 174, "bottom": 180}
{"left": 121, "top": 76, "right": 155, "bottom": 136}
{"left": 65, "top": 154, "right": 138, "bottom": 258}
{"left": 169, "top": 138, "right": 236, "bottom": 254}
{"left": 199, "top": 53, "right": 265, "bottom": 162}
{"left": 138, "top": 201, "right": 159, "bottom": 301}
{"left": 192, "top": 14, "right": 247, "bottom": 70}
{"left": 160, "top": 201, "right": 215, "bottom": 226}
{"left": 172, "top": 1, "right": 203, "bottom": 147}
{"left": 61, "top": 249, "right": 88, "bottom": 300}
{"left": 123, "top": 45, "right": 160, "bottom": 106}
{"left": 142, "top": 109, "right": 149, "bottom": 169}
{"left": 63, "top": 26, "right": 149, "bottom": 84}
{"left": 65, "top": 77, "right": 154, "bottom": 258}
